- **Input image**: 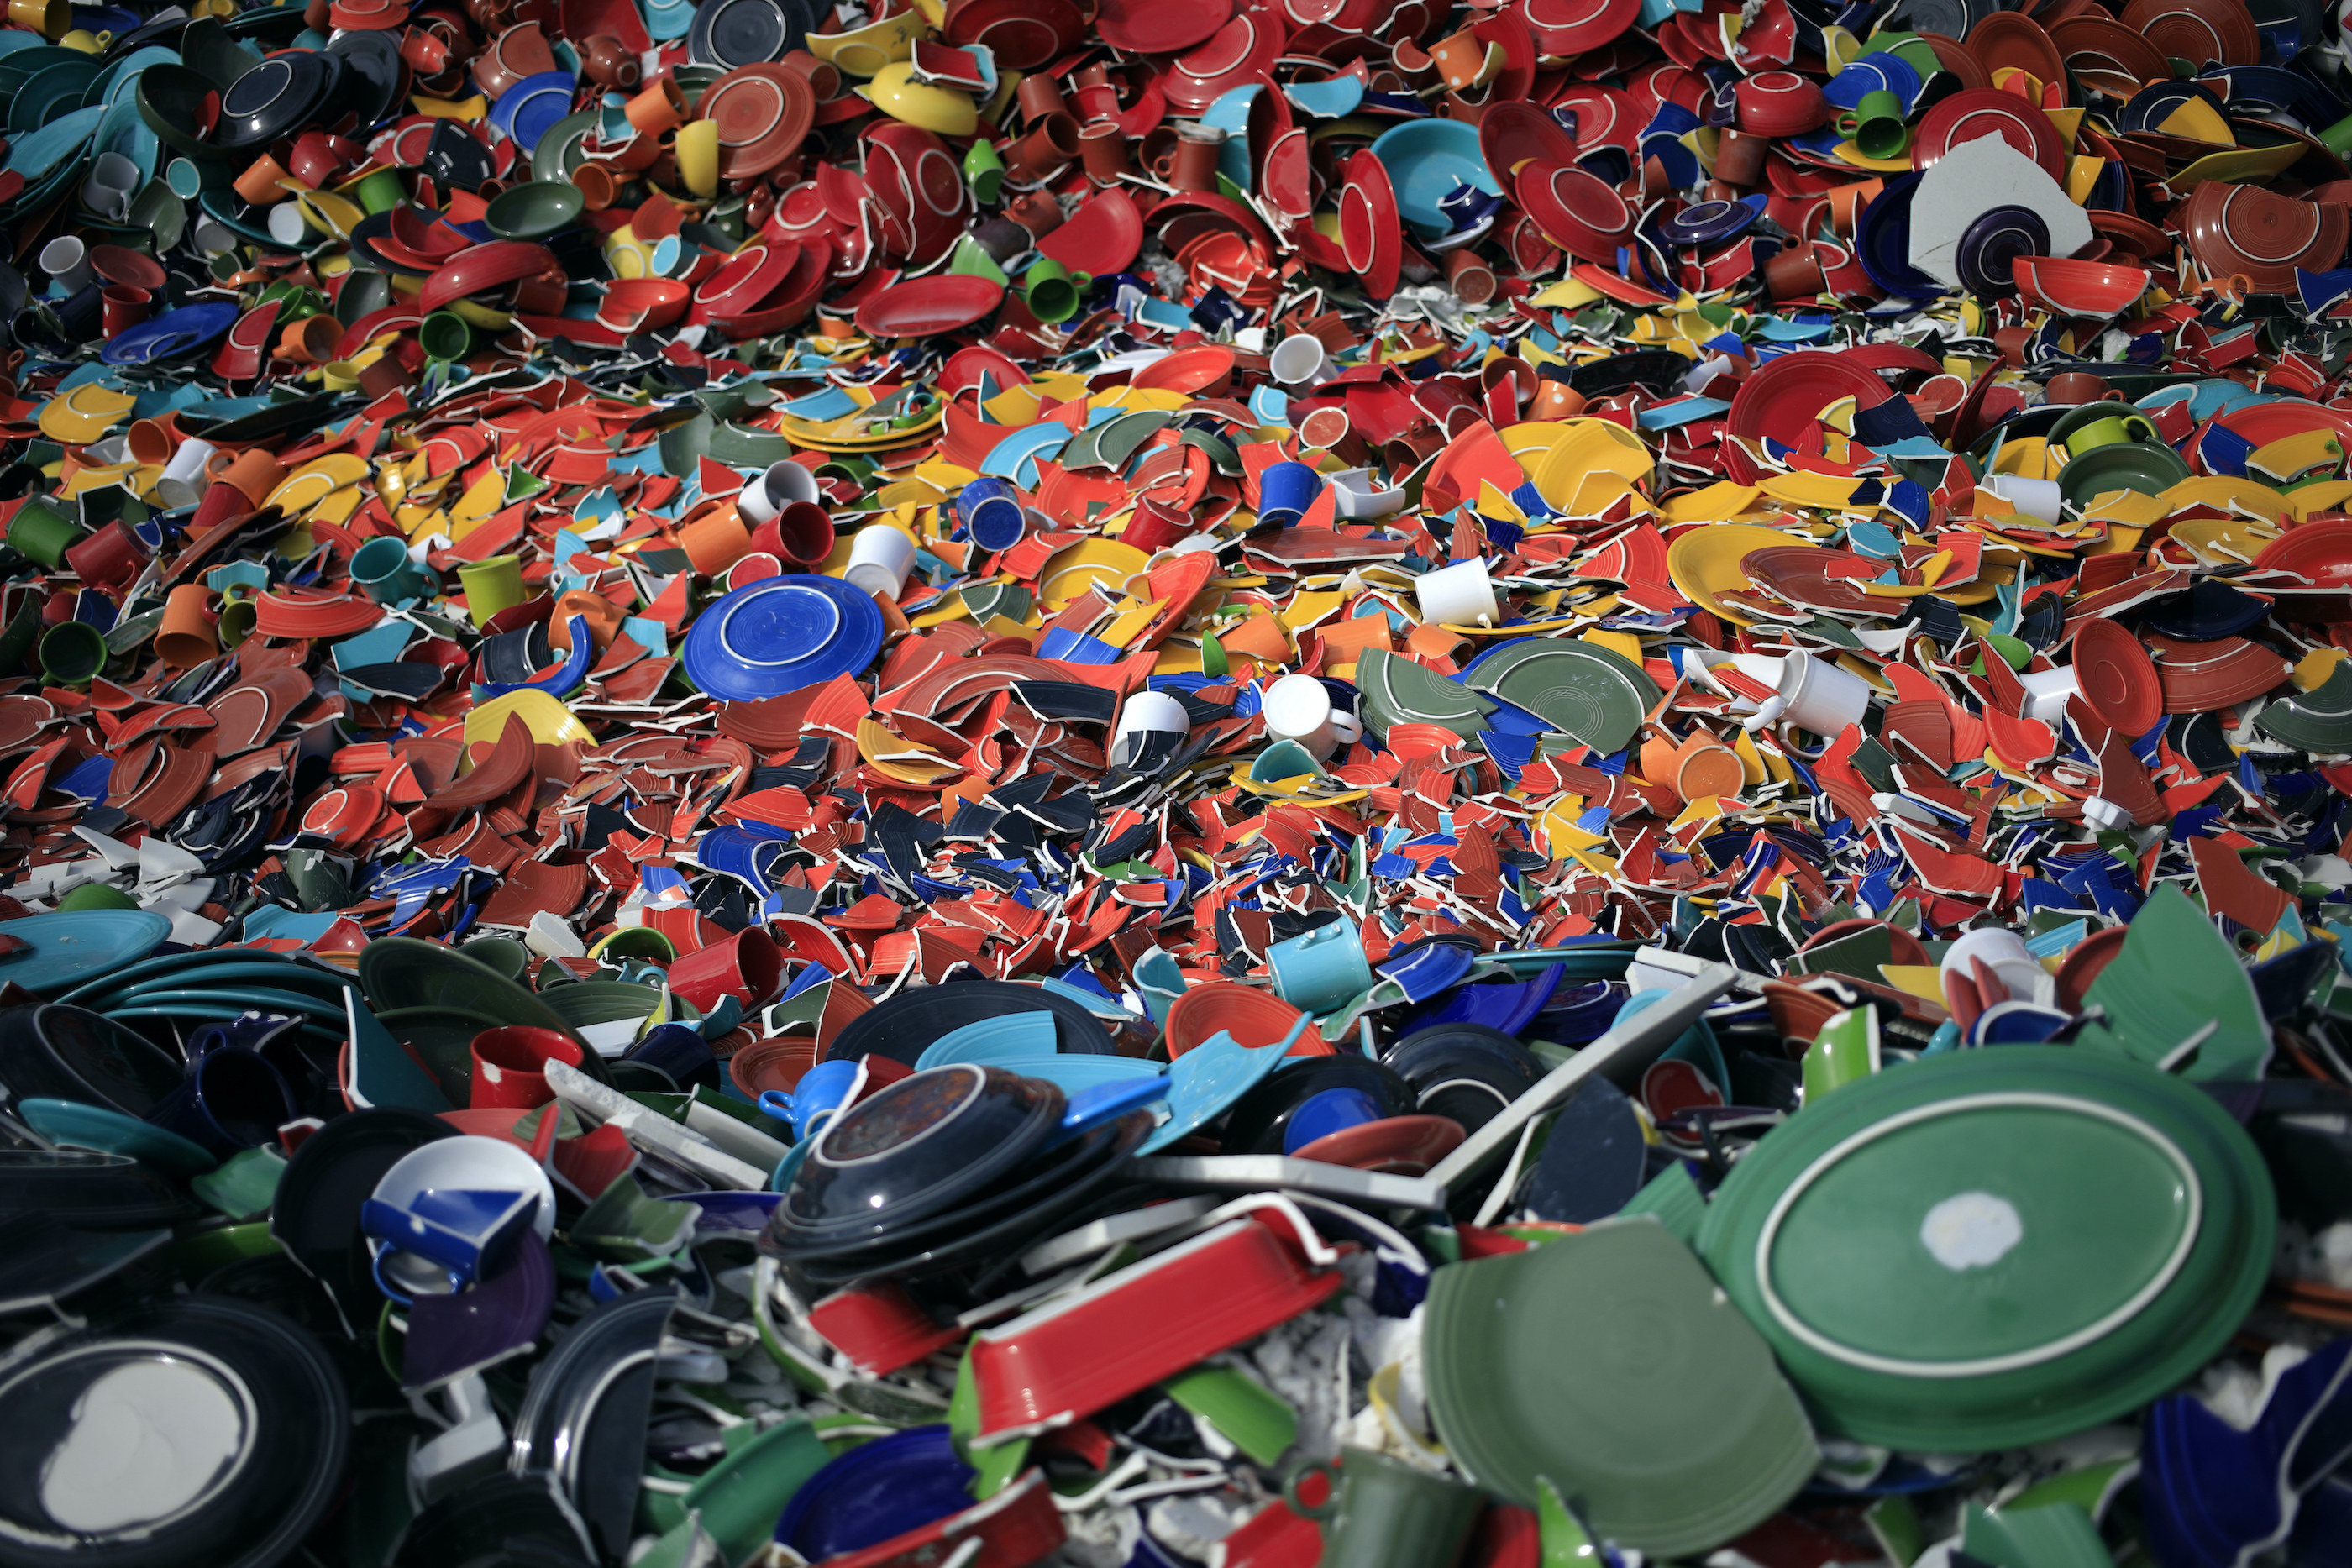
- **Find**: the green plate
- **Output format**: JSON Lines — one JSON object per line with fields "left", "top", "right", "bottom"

{"left": 2255, "top": 661, "right": 2352, "bottom": 753}
{"left": 60, "top": 949, "right": 359, "bottom": 1007}
{"left": 1467, "top": 638, "right": 1661, "bottom": 753}
{"left": 539, "top": 980, "right": 665, "bottom": 1029}
{"left": 1696, "top": 1046, "right": 2274, "bottom": 1451}
{"left": 1422, "top": 1222, "right": 1818, "bottom": 1555}
{"left": 1355, "top": 648, "right": 1497, "bottom": 740}
{"left": 2071, "top": 884, "right": 2270, "bottom": 1079}
{"left": 529, "top": 108, "right": 598, "bottom": 182}
{"left": 2054, "top": 439, "right": 2191, "bottom": 511}
{"left": 360, "top": 937, "right": 581, "bottom": 1037}
{"left": 0, "top": 910, "right": 173, "bottom": 995}
{"left": 1961, "top": 1502, "right": 2111, "bottom": 1568}
{"left": 17, "top": 1096, "right": 216, "bottom": 1177}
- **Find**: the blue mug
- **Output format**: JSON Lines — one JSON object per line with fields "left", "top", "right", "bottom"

{"left": 960, "top": 476, "right": 1026, "bottom": 553}
{"left": 146, "top": 1046, "right": 296, "bottom": 1156}
{"left": 757, "top": 1057, "right": 862, "bottom": 1140}
{"left": 1257, "top": 460, "right": 1324, "bottom": 529}
{"left": 1267, "top": 920, "right": 1373, "bottom": 1015}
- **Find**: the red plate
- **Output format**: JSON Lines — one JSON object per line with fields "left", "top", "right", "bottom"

{"left": 1261, "top": 126, "right": 1312, "bottom": 221}
{"left": 698, "top": 64, "right": 815, "bottom": 179}
{"left": 1038, "top": 186, "right": 1144, "bottom": 276}
{"left": 939, "top": 0, "right": 1086, "bottom": 71}
{"left": 702, "top": 244, "right": 794, "bottom": 314}
{"left": 1164, "top": 9, "right": 1285, "bottom": 113}
{"left": 1339, "top": 148, "right": 1401, "bottom": 300}
{"left": 854, "top": 274, "right": 1004, "bottom": 338}
{"left": 418, "top": 241, "right": 558, "bottom": 311}
{"left": 1546, "top": 81, "right": 1638, "bottom": 155}
{"left": 1522, "top": 0, "right": 1638, "bottom": 55}
{"left": 2250, "top": 522, "right": 2352, "bottom": 590}
{"left": 1292, "top": 1114, "right": 1465, "bottom": 1176}
{"left": 1478, "top": 102, "right": 1578, "bottom": 186}
{"left": 1095, "top": 0, "right": 1231, "bottom": 55}
{"left": 1963, "top": 11, "right": 2065, "bottom": 85}
{"left": 1512, "top": 160, "right": 1633, "bottom": 263}
{"left": 2071, "top": 618, "right": 2163, "bottom": 735}
{"left": 213, "top": 301, "right": 281, "bottom": 380}
{"left": 864, "top": 121, "right": 968, "bottom": 265}
{"left": 1912, "top": 89, "right": 2065, "bottom": 180}
{"left": 1725, "top": 349, "right": 1893, "bottom": 448}
{"left": 2148, "top": 632, "right": 2293, "bottom": 712}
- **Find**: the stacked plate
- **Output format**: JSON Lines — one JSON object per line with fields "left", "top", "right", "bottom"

{"left": 1696, "top": 1047, "right": 2275, "bottom": 1450}
{"left": 760, "top": 1063, "right": 1149, "bottom": 1296}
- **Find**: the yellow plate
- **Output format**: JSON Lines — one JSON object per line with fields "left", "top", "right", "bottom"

{"left": 1667, "top": 522, "right": 1819, "bottom": 627}
{"left": 2160, "top": 475, "right": 2287, "bottom": 521}
{"left": 39, "top": 384, "right": 135, "bottom": 444}
{"left": 864, "top": 62, "right": 977, "bottom": 135}
{"left": 806, "top": 8, "right": 926, "bottom": 76}
{"left": 1037, "top": 538, "right": 1151, "bottom": 606}
{"left": 266, "top": 454, "right": 371, "bottom": 517}
{"left": 466, "top": 689, "right": 594, "bottom": 747}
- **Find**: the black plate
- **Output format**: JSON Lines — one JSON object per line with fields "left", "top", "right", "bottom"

{"left": 268, "top": 1106, "right": 453, "bottom": 1336}
{"left": 782, "top": 1110, "right": 1154, "bottom": 1293}
{"left": 765, "top": 1102, "right": 1144, "bottom": 1263}
{"left": 826, "top": 979, "right": 1115, "bottom": 1064}
{"left": 1215, "top": 1055, "right": 1417, "bottom": 1157}
{"left": 213, "top": 50, "right": 335, "bottom": 151}
{"left": 782, "top": 1066, "right": 1063, "bottom": 1241}
{"left": 506, "top": 1289, "right": 673, "bottom": 1561}
{"left": 0, "top": 1296, "right": 348, "bottom": 1568}
{"left": 0, "top": 1004, "right": 186, "bottom": 1120}
{"left": 1380, "top": 1025, "right": 1541, "bottom": 1133}
{"left": 396, "top": 1472, "right": 595, "bottom": 1568}
{"left": 327, "top": 29, "right": 406, "bottom": 129}
{"left": 689, "top": 0, "right": 806, "bottom": 67}
{"left": 0, "top": 1149, "right": 201, "bottom": 1230}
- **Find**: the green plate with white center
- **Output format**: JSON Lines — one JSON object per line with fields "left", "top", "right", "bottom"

{"left": 1696, "top": 1047, "right": 2273, "bottom": 1452}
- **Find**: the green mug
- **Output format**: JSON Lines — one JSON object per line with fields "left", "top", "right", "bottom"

{"left": 38, "top": 621, "right": 108, "bottom": 687}
{"left": 458, "top": 554, "right": 526, "bottom": 627}
{"left": 1837, "top": 90, "right": 1909, "bottom": 160}
{"left": 420, "top": 309, "right": 475, "bottom": 363}
{"left": 964, "top": 138, "right": 1005, "bottom": 205}
{"left": 1284, "top": 1448, "right": 1483, "bottom": 1568}
{"left": 8, "top": 496, "right": 86, "bottom": 569}
{"left": 1022, "top": 257, "right": 1091, "bottom": 324}
{"left": 354, "top": 168, "right": 407, "bottom": 215}
{"left": 56, "top": 882, "right": 138, "bottom": 911}
{"left": 2061, "top": 412, "right": 2160, "bottom": 454}
{"left": 948, "top": 234, "right": 1009, "bottom": 286}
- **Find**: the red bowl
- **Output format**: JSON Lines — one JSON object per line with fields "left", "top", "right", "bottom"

{"left": 2013, "top": 254, "right": 2150, "bottom": 317}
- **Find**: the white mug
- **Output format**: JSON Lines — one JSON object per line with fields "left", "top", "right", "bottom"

{"left": 1263, "top": 674, "right": 1341, "bottom": 759}
{"left": 1270, "top": 333, "right": 1335, "bottom": 389}
{"left": 737, "top": 458, "right": 820, "bottom": 524}
{"left": 1773, "top": 654, "right": 1870, "bottom": 737}
{"left": 844, "top": 524, "right": 916, "bottom": 598}
{"left": 1415, "top": 559, "right": 1499, "bottom": 627}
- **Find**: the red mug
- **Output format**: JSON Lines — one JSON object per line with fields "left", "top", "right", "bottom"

{"left": 470, "top": 1025, "right": 585, "bottom": 1111}
{"left": 666, "top": 926, "right": 783, "bottom": 1011}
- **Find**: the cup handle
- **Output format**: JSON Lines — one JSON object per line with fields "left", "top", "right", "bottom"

{"left": 1283, "top": 1459, "right": 1341, "bottom": 1520}
{"left": 757, "top": 1089, "right": 796, "bottom": 1122}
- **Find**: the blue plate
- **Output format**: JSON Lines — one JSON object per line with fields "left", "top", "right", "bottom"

{"left": 18, "top": 1097, "right": 217, "bottom": 1176}
{"left": 777, "top": 1426, "right": 977, "bottom": 1561}
{"left": 492, "top": 71, "right": 577, "bottom": 152}
{"left": 0, "top": 910, "right": 172, "bottom": 994}
{"left": 1140, "top": 1019, "right": 1305, "bottom": 1154}
{"left": 1369, "top": 118, "right": 1504, "bottom": 240}
{"left": 681, "top": 574, "right": 885, "bottom": 701}
{"left": 101, "top": 302, "right": 242, "bottom": 365}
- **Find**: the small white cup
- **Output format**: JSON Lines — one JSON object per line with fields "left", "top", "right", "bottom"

{"left": 1115, "top": 690, "right": 1191, "bottom": 740}
{"left": 1775, "top": 654, "right": 1871, "bottom": 737}
{"left": 1263, "top": 673, "right": 1340, "bottom": 759}
{"left": 2019, "top": 666, "right": 2080, "bottom": 726}
{"left": 1270, "top": 333, "right": 1334, "bottom": 388}
{"left": 1414, "top": 559, "right": 1499, "bottom": 627}
{"left": 1329, "top": 468, "right": 1406, "bottom": 520}
{"left": 39, "top": 237, "right": 91, "bottom": 293}
{"left": 737, "top": 458, "right": 820, "bottom": 525}
{"left": 844, "top": 524, "right": 916, "bottom": 598}
{"left": 1940, "top": 925, "right": 2046, "bottom": 1005}
{"left": 267, "top": 202, "right": 312, "bottom": 247}
{"left": 1983, "top": 474, "right": 2064, "bottom": 524}
{"left": 157, "top": 438, "right": 219, "bottom": 510}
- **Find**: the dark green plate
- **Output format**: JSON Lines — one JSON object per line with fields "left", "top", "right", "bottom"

{"left": 1424, "top": 1221, "right": 1818, "bottom": 1555}
{"left": 2054, "top": 439, "right": 2191, "bottom": 511}
{"left": 1696, "top": 1046, "right": 2273, "bottom": 1450}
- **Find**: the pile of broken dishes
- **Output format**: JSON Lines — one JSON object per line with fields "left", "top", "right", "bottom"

{"left": 1, "top": 0, "right": 2350, "bottom": 1562}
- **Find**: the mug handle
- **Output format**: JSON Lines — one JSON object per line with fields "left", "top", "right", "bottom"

{"left": 1283, "top": 1458, "right": 1341, "bottom": 1521}
{"left": 757, "top": 1089, "right": 796, "bottom": 1123}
